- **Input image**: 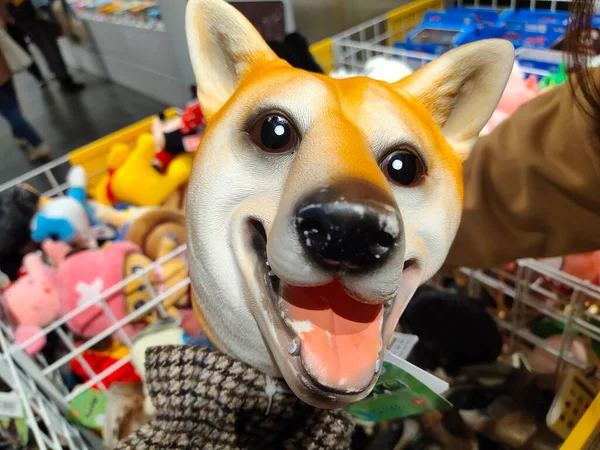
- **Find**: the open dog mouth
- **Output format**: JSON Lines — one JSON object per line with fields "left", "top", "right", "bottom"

{"left": 244, "top": 219, "right": 417, "bottom": 402}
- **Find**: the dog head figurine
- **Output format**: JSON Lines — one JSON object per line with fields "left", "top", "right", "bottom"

{"left": 185, "top": 0, "right": 513, "bottom": 408}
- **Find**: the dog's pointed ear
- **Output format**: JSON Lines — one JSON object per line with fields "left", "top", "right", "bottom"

{"left": 186, "top": 0, "right": 279, "bottom": 121}
{"left": 395, "top": 40, "right": 514, "bottom": 160}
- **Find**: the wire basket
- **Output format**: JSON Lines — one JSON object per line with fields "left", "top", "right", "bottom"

{"left": 0, "top": 109, "right": 189, "bottom": 449}
{"left": 327, "top": 0, "right": 568, "bottom": 78}
{"left": 457, "top": 260, "right": 600, "bottom": 382}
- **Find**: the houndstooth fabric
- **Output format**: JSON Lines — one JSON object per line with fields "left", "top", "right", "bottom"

{"left": 117, "top": 346, "right": 355, "bottom": 450}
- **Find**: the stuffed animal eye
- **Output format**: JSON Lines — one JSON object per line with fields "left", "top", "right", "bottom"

{"left": 380, "top": 149, "right": 425, "bottom": 187}
{"left": 249, "top": 114, "right": 297, "bottom": 153}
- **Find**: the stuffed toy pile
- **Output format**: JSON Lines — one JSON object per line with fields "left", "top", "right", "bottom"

{"left": 0, "top": 139, "right": 202, "bottom": 444}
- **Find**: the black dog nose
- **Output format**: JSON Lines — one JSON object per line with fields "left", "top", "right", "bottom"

{"left": 295, "top": 181, "right": 402, "bottom": 271}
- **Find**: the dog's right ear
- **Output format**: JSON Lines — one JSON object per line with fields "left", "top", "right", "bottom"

{"left": 186, "top": 0, "right": 279, "bottom": 121}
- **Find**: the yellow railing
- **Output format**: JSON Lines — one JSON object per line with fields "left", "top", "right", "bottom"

{"left": 309, "top": 0, "right": 442, "bottom": 73}
{"left": 309, "top": 38, "right": 335, "bottom": 74}
{"left": 386, "top": 0, "right": 443, "bottom": 45}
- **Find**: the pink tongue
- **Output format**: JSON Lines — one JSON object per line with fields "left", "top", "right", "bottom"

{"left": 282, "top": 281, "right": 383, "bottom": 392}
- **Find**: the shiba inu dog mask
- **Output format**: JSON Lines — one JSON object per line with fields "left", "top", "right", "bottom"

{"left": 185, "top": 0, "right": 513, "bottom": 408}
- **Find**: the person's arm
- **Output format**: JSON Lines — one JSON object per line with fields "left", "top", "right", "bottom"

{"left": 446, "top": 69, "right": 600, "bottom": 269}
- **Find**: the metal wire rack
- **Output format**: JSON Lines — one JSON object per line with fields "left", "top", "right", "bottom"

{"left": 457, "top": 260, "right": 600, "bottom": 381}
{"left": 327, "top": 0, "right": 569, "bottom": 78}
{"left": 0, "top": 154, "right": 190, "bottom": 449}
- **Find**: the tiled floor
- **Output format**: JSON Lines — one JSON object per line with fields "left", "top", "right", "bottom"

{"left": 0, "top": 70, "right": 167, "bottom": 186}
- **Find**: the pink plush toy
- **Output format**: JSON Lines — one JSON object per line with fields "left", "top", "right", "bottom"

{"left": 58, "top": 241, "right": 152, "bottom": 341}
{"left": 540, "top": 251, "right": 600, "bottom": 286}
{"left": 2, "top": 252, "right": 60, "bottom": 355}
{"left": 481, "top": 64, "right": 540, "bottom": 135}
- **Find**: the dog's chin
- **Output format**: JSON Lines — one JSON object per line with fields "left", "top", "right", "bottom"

{"left": 239, "top": 219, "right": 420, "bottom": 409}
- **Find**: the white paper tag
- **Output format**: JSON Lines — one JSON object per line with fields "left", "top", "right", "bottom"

{"left": 0, "top": 392, "right": 23, "bottom": 419}
{"left": 384, "top": 351, "right": 449, "bottom": 395}
{"left": 388, "top": 332, "right": 419, "bottom": 360}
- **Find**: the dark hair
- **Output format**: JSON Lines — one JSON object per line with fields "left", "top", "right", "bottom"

{"left": 565, "top": 0, "right": 600, "bottom": 117}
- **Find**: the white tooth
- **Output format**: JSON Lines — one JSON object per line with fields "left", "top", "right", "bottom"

{"left": 268, "top": 270, "right": 275, "bottom": 277}
{"left": 266, "top": 260, "right": 270, "bottom": 267}
{"left": 375, "top": 358, "right": 381, "bottom": 373}
{"left": 288, "top": 338, "right": 299, "bottom": 355}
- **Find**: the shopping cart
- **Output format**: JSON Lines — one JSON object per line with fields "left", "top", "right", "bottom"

{"left": 0, "top": 0, "right": 594, "bottom": 448}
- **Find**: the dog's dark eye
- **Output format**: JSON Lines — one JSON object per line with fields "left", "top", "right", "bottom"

{"left": 380, "top": 149, "right": 425, "bottom": 187}
{"left": 249, "top": 114, "right": 297, "bottom": 153}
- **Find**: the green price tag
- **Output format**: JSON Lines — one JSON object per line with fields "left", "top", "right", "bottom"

{"left": 348, "top": 361, "right": 452, "bottom": 423}
{"left": 68, "top": 389, "right": 107, "bottom": 431}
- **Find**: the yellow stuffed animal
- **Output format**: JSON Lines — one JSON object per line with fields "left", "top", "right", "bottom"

{"left": 93, "top": 143, "right": 130, "bottom": 206}
{"left": 112, "top": 134, "right": 193, "bottom": 206}
{"left": 94, "top": 134, "right": 193, "bottom": 207}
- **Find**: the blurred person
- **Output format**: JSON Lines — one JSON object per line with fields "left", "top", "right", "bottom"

{"left": 3, "top": 0, "right": 83, "bottom": 93}
{"left": 0, "top": 3, "right": 50, "bottom": 161}
{"left": 446, "top": 0, "right": 600, "bottom": 269}
{"left": 6, "top": 20, "right": 45, "bottom": 86}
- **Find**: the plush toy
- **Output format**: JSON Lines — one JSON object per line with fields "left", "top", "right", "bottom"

{"left": 107, "top": 134, "right": 193, "bottom": 207}
{"left": 87, "top": 200, "right": 152, "bottom": 238}
{"left": 92, "top": 143, "right": 131, "bottom": 206}
{"left": 2, "top": 252, "right": 60, "bottom": 355}
{"left": 151, "top": 103, "right": 204, "bottom": 172}
{"left": 124, "top": 208, "right": 186, "bottom": 261}
{"left": 0, "top": 184, "right": 40, "bottom": 280}
{"left": 31, "top": 166, "right": 93, "bottom": 245}
{"left": 362, "top": 56, "right": 414, "bottom": 83}
{"left": 58, "top": 241, "right": 157, "bottom": 341}
{"left": 330, "top": 55, "right": 413, "bottom": 83}
{"left": 125, "top": 208, "right": 189, "bottom": 317}
{"left": 124, "top": 234, "right": 188, "bottom": 322}
{"left": 118, "top": 1, "right": 513, "bottom": 448}
{"left": 70, "top": 338, "right": 142, "bottom": 389}
{"left": 540, "top": 251, "right": 600, "bottom": 286}
{"left": 267, "top": 32, "right": 324, "bottom": 74}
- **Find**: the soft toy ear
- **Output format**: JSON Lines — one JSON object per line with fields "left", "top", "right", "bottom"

{"left": 41, "top": 240, "right": 71, "bottom": 265}
{"left": 395, "top": 40, "right": 514, "bottom": 160}
{"left": 186, "top": 0, "right": 281, "bottom": 121}
{"left": 15, "top": 325, "right": 46, "bottom": 355}
{"left": 151, "top": 117, "right": 165, "bottom": 150}
{"left": 130, "top": 134, "right": 158, "bottom": 164}
{"left": 165, "top": 153, "right": 193, "bottom": 188}
{"left": 107, "top": 143, "right": 130, "bottom": 170}
{"left": 22, "top": 253, "right": 46, "bottom": 278}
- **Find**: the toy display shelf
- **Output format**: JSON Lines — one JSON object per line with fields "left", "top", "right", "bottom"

{"left": 314, "top": 0, "right": 571, "bottom": 78}
{"left": 457, "top": 261, "right": 600, "bottom": 379}
{"left": 0, "top": 108, "right": 182, "bottom": 450}
{"left": 67, "top": 0, "right": 164, "bottom": 30}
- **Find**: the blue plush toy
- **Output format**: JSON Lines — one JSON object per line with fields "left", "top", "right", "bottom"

{"left": 31, "top": 166, "right": 94, "bottom": 245}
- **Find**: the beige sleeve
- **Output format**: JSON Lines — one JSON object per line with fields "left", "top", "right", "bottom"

{"left": 446, "top": 71, "right": 600, "bottom": 269}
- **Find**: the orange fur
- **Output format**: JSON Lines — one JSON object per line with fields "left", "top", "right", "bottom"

{"left": 211, "top": 63, "right": 465, "bottom": 199}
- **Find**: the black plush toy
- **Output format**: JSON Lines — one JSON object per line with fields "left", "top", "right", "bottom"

{"left": 0, "top": 184, "right": 40, "bottom": 280}
{"left": 401, "top": 286, "right": 503, "bottom": 376}
{"left": 267, "top": 32, "right": 324, "bottom": 73}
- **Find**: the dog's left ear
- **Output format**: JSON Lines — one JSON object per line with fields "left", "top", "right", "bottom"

{"left": 396, "top": 40, "right": 514, "bottom": 160}
{"left": 186, "top": 0, "right": 279, "bottom": 121}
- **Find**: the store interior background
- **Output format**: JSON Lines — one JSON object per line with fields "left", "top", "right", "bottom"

{"left": 0, "top": 0, "right": 406, "bottom": 185}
